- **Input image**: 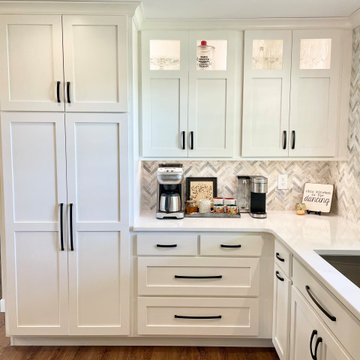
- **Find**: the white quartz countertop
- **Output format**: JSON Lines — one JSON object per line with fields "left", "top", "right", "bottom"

{"left": 133, "top": 211, "right": 360, "bottom": 322}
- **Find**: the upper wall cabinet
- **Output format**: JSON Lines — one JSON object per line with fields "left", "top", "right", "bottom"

{"left": 141, "top": 31, "right": 236, "bottom": 158}
{"left": 0, "top": 15, "right": 128, "bottom": 112}
{"left": 242, "top": 29, "right": 345, "bottom": 158}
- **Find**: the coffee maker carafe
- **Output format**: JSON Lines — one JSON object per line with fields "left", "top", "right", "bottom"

{"left": 250, "top": 176, "right": 268, "bottom": 219}
{"left": 156, "top": 164, "right": 184, "bottom": 219}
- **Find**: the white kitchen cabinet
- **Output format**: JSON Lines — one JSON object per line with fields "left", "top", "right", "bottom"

{"left": 141, "top": 31, "right": 236, "bottom": 158}
{"left": 0, "top": 15, "right": 64, "bottom": 111}
{"left": 0, "top": 15, "right": 128, "bottom": 112}
{"left": 242, "top": 29, "right": 346, "bottom": 158}
{"left": 242, "top": 30, "right": 292, "bottom": 157}
{"left": 1, "top": 112, "right": 130, "bottom": 336}
{"left": 290, "top": 287, "right": 352, "bottom": 360}
{"left": 272, "top": 265, "right": 291, "bottom": 360}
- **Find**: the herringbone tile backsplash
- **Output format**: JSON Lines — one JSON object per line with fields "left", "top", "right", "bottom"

{"left": 141, "top": 27, "right": 360, "bottom": 220}
{"left": 141, "top": 161, "right": 332, "bottom": 211}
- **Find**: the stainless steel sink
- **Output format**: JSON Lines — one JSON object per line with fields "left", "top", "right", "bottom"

{"left": 316, "top": 251, "right": 360, "bottom": 288}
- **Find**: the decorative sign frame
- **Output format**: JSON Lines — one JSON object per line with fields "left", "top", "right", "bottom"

{"left": 302, "top": 183, "right": 334, "bottom": 213}
{"left": 186, "top": 177, "right": 217, "bottom": 206}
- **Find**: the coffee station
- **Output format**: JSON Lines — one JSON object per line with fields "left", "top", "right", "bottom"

{"left": 155, "top": 163, "right": 268, "bottom": 220}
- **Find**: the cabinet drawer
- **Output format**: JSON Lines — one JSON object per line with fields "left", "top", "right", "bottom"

{"left": 200, "top": 233, "right": 264, "bottom": 256}
{"left": 138, "top": 257, "right": 260, "bottom": 296}
{"left": 137, "top": 297, "right": 259, "bottom": 336}
{"left": 136, "top": 233, "right": 197, "bottom": 256}
{"left": 275, "top": 240, "right": 292, "bottom": 277}
{"left": 293, "top": 258, "right": 360, "bottom": 360}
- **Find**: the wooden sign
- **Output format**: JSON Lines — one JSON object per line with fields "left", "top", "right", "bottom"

{"left": 302, "top": 183, "right": 334, "bottom": 213}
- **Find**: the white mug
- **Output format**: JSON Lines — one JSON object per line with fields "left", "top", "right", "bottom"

{"left": 199, "top": 199, "right": 211, "bottom": 213}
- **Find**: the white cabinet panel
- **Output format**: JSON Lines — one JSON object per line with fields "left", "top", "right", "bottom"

{"left": 138, "top": 297, "right": 259, "bottom": 336}
{"left": 138, "top": 257, "right": 260, "bottom": 296}
{"left": 66, "top": 113, "right": 129, "bottom": 335}
{"left": 242, "top": 30, "right": 292, "bottom": 157}
{"left": 0, "top": 15, "right": 64, "bottom": 111}
{"left": 272, "top": 266, "right": 291, "bottom": 360}
{"left": 63, "top": 15, "right": 127, "bottom": 112}
{"left": 289, "top": 30, "right": 341, "bottom": 157}
{"left": 1, "top": 112, "right": 68, "bottom": 335}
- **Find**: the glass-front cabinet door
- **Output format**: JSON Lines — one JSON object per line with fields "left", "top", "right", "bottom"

{"left": 141, "top": 30, "right": 236, "bottom": 158}
{"left": 242, "top": 30, "right": 292, "bottom": 157}
{"left": 289, "top": 30, "right": 341, "bottom": 157}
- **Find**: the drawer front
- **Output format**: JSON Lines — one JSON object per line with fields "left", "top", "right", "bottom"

{"left": 137, "top": 297, "right": 259, "bottom": 336}
{"left": 275, "top": 240, "right": 292, "bottom": 277}
{"left": 138, "top": 257, "right": 260, "bottom": 296}
{"left": 200, "top": 233, "right": 264, "bottom": 256}
{"left": 137, "top": 233, "right": 197, "bottom": 256}
{"left": 293, "top": 258, "right": 360, "bottom": 360}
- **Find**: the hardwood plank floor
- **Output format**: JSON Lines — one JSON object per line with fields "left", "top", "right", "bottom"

{"left": 0, "top": 313, "right": 279, "bottom": 360}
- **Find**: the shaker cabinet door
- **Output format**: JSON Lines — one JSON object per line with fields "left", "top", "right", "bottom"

{"left": 63, "top": 15, "right": 128, "bottom": 112}
{"left": 0, "top": 15, "right": 64, "bottom": 111}
{"left": 242, "top": 30, "right": 292, "bottom": 157}
{"left": 1, "top": 112, "right": 68, "bottom": 335}
{"left": 65, "top": 113, "right": 130, "bottom": 335}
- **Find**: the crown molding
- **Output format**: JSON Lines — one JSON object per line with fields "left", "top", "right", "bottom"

{"left": 133, "top": 2, "right": 144, "bottom": 29}
{"left": 350, "top": 8, "right": 360, "bottom": 28}
{"left": 0, "top": 1, "right": 141, "bottom": 15}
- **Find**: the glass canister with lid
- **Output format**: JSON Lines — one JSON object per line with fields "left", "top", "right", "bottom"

{"left": 236, "top": 176, "right": 251, "bottom": 213}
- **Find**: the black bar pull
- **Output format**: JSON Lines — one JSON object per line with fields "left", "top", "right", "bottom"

{"left": 66, "top": 81, "right": 71, "bottom": 104}
{"left": 174, "top": 275, "right": 222, "bottom": 279}
{"left": 310, "top": 330, "right": 318, "bottom": 360}
{"left": 282, "top": 130, "right": 287, "bottom": 150}
{"left": 305, "top": 286, "right": 336, "bottom": 322}
{"left": 156, "top": 244, "right": 177, "bottom": 248}
{"left": 181, "top": 131, "right": 186, "bottom": 150}
{"left": 59, "top": 203, "right": 64, "bottom": 251}
{"left": 275, "top": 271, "right": 284, "bottom": 282}
{"left": 314, "top": 337, "right": 323, "bottom": 360}
{"left": 220, "top": 244, "right": 241, "bottom": 248}
{"left": 69, "top": 203, "right": 74, "bottom": 251}
{"left": 291, "top": 130, "right": 296, "bottom": 149}
{"left": 276, "top": 252, "right": 285, "bottom": 262}
{"left": 174, "top": 315, "right": 222, "bottom": 320}
{"left": 190, "top": 131, "right": 194, "bottom": 150}
{"left": 56, "top": 81, "right": 61, "bottom": 103}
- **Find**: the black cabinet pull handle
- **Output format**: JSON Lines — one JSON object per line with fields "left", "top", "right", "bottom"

{"left": 174, "top": 275, "right": 222, "bottom": 279}
{"left": 306, "top": 286, "right": 336, "bottom": 322}
{"left": 282, "top": 130, "right": 287, "bottom": 150}
{"left": 220, "top": 244, "right": 241, "bottom": 248}
{"left": 291, "top": 130, "right": 296, "bottom": 149}
{"left": 56, "top": 81, "right": 61, "bottom": 103}
{"left": 59, "top": 203, "right": 64, "bottom": 251}
{"left": 310, "top": 330, "right": 318, "bottom": 360}
{"left": 69, "top": 203, "right": 74, "bottom": 251}
{"left": 190, "top": 131, "right": 194, "bottom": 150}
{"left": 156, "top": 244, "right": 177, "bottom": 248}
{"left": 174, "top": 315, "right": 222, "bottom": 320}
{"left": 275, "top": 271, "right": 284, "bottom": 282}
{"left": 181, "top": 131, "right": 185, "bottom": 150}
{"left": 66, "top": 81, "right": 71, "bottom": 104}
{"left": 276, "top": 252, "right": 285, "bottom": 262}
{"left": 314, "top": 337, "right": 322, "bottom": 360}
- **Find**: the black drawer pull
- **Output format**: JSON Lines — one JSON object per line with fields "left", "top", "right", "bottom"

{"left": 181, "top": 131, "right": 185, "bottom": 150}
{"left": 66, "top": 81, "right": 71, "bottom": 104}
{"left": 174, "top": 275, "right": 222, "bottom": 279}
{"left": 156, "top": 244, "right": 177, "bottom": 248}
{"left": 220, "top": 244, "right": 241, "bottom": 248}
{"left": 305, "top": 285, "right": 336, "bottom": 322}
{"left": 174, "top": 315, "right": 222, "bottom": 320}
{"left": 69, "top": 203, "right": 74, "bottom": 251}
{"left": 310, "top": 330, "right": 317, "bottom": 359}
{"left": 282, "top": 130, "right": 287, "bottom": 150}
{"left": 314, "top": 337, "right": 322, "bottom": 360}
{"left": 291, "top": 130, "right": 296, "bottom": 149}
{"left": 190, "top": 131, "right": 194, "bottom": 150}
{"left": 56, "top": 81, "right": 61, "bottom": 103}
{"left": 276, "top": 252, "right": 285, "bottom": 262}
{"left": 59, "top": 203, "right": 64, "bottom": 251}
{"left": 275, "top": 271, "right": 284, "bottom": 282}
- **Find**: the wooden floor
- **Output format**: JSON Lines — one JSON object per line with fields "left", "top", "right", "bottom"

{"left": 0, "top": 314, "right": 279, "bottom": 360}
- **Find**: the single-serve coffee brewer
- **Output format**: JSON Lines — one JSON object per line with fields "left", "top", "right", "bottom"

{"left": 250, "top": 176, "right": 268, "bottom": 219}
{"left": 156, "top": 164, "right": 184, "bottom": 219}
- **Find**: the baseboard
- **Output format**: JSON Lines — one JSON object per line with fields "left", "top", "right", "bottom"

{"left": 0, "top": 298, "right": 5, "bottom": 312}
{"left": 11, "top": 336, "right": 273, "bottom": 347}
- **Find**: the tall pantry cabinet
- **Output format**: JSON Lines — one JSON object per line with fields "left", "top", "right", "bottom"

{"left": 0, "top": 5, "right": 134, "bottom": 336}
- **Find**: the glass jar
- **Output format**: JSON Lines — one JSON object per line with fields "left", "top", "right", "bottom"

{"left": 185, "top": 200, "right": 198, "bottom": 214}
